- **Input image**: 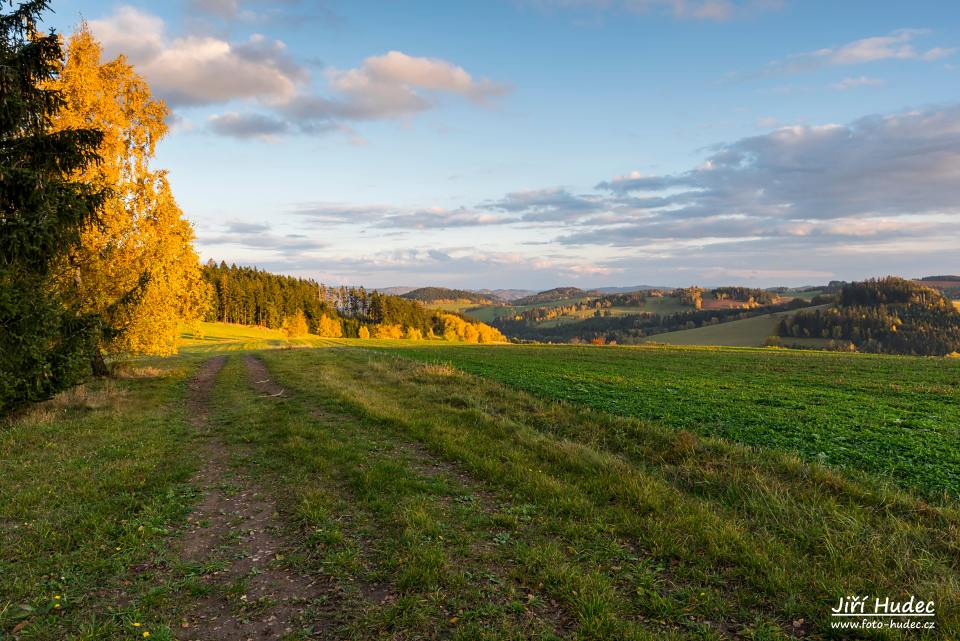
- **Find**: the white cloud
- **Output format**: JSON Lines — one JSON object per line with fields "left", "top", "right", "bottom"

{"left": 89, "top": 7, "right": 306, "bottom": 106}
{"left": 731, "top": 29, "right": 957, "bottom": 81}
{"left": 282, "top": 51, "right": 509, "bottom": 123}
{"left": 89, "top": 7, "right": 509, "bottom": 139}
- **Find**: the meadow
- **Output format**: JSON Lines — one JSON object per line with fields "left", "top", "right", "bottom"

{"left": 3, "top": 323, "right": 958, "bottom": 640}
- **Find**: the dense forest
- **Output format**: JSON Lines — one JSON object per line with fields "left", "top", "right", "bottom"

{"left": 710, "top": 287, "right": 779, "bottom": 305}
{"left": 202, "top": 262, "right": 505, "bottom": 342}
{"left": 777, "top": 277, "right": 960, "bottom": 355}
{"left": 497, "top": 299, "right": 810, "bottom": 344}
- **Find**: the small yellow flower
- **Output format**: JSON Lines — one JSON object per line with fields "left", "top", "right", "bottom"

{"left": 115, "top": 546, "right": 122, "bottom": 551}
{"left": 54, "top": 595, "right": 61, "bottom": 600}
{"left": 133, "top": 622, "right": 141, "bottom": 627}
{"left": 54, "top": 603, "right": 61, "bottom": 608}
{"left": 143, "top": 632, "right": 150, "bottom": 638}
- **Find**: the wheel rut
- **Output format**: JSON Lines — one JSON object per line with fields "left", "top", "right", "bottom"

{"left": 175, "top": 356, "right": 335, "bottom": 640}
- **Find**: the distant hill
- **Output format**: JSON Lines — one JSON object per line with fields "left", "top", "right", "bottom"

{"left": 476, "top": 288, "right": 536, "bottom": 301}
{"left": 918, "top": 275, "right": 960, "bottom": 282}
{"left": 513, "top": 287, "right": 598, "bottom": 305}
{"left": 376, "top": 286, "right": 416, "bottom": 296}
{"left": 401, "top": 287, "right": 500, "bottom": 304}
{"left": 594, "top": 285, "right": 668, "bottom": 294}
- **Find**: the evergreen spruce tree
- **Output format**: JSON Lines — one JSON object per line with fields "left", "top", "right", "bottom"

{"left": 0, "top": 0, "right": 105, "bottom": 413}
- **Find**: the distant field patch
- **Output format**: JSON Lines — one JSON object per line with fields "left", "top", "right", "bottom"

{"left": 699, "top": 298, "right": 749, "bottom": 311}
{"left": 637, "top": 296, "right": 692, "bottom": 315}
{"left": 644, "top": 305, "right": 828, "bottom": 348}
{"left": 642, "top": 312, "right": 784, "bottom": 347}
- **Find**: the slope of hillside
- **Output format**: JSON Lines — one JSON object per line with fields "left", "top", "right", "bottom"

{"left": 641, "top": 310, "right": 794, "bottom": 346}
{"left": 476, "top": 288, "right": 536, "bottom": 301}
{"left": 401, "top": 287, "right": 499, "bottom": 304}
{"left": 512, "top": 287, "right": 596, "bottom": 305}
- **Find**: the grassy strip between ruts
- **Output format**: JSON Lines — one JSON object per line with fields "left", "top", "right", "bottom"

{"left": 243, "top": 347, "right": 957, "bottom": 639}
{"left": 365, "top": 342, "right": 960, "bottom": 501}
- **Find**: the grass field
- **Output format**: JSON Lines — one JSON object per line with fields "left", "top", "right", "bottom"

{"left": 372, "top": 343, "right": 960, "bottom": 500}
{"left": 642, "top": 312, "right": 789, "bottom": 347}
{"left": 3, "top": 325, "right": 959, "bottom": 639}
{"left": 642, "top": 307, "right": 825, "bottom": 348}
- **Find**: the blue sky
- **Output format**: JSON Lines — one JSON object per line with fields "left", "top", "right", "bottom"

{"left": 48, "top": 0, "right": 960, "bottom": 289}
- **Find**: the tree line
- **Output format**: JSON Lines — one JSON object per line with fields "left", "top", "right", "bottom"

{"left": 202, "top": 262, "right": 506, "bottom": 342}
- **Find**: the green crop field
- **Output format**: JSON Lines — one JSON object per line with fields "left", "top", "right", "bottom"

{"left": 5, "top": 327, "right": 959, "bottom": 640}
{"left": 372, "top": 342, "right": 960, "bottom": 499}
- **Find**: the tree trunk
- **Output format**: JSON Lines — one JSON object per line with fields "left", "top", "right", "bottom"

{"left": 91, "top": 347, "right": 110, "bottom": 377}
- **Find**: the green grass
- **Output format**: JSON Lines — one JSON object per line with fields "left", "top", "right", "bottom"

{"left": 5, "top": 327, "right": 960, "bottom": 639}
{"left": 0, "top": 359, "right": 204, "bottom": 640}
{"left": 371, "top": 343, "right": 960, "bottom": 500}
{"left": 219, "top": 348, "right": 959, "bottom": 639}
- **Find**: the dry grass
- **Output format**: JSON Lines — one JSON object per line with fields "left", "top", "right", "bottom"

{"left": 6, "top": 380, "right": 127, "bottom": 425}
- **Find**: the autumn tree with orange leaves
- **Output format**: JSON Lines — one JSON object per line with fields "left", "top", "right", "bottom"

{"left": 50, "top": 26, "right": 208, "bottom": 370}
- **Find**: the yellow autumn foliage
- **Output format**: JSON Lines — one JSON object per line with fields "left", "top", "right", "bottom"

{"left": 439, "top": 314, "right": 507, "bottom": 343}
{"left": 358, "top": 326, "right": 371, "bottom": 339}
{"left": 374, "top": 324, "right": 404, "bottom": 339}
{"left": 316, "top": 314, "right": 343, "bottom": 338}
{"left": 282, "top": 310, "right": 310, "bottom": 337}
{"left": 49, "top": 27, "right": 208, "bottom": 357}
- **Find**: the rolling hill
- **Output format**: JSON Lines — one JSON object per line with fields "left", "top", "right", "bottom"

{"left": 401, "top": 286, "right": 500, "bottom": 304}
{"left": 511, "top": 287, "right": 598, "bottom": 305}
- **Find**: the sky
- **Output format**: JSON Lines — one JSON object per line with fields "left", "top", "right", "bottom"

{"left": 46, "top": 0, "right": 960, "bottom": 289}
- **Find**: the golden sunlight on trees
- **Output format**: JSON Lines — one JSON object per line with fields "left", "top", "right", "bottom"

{"left": 439, "top": 314, "right": 507, "bottom": 343}
{"left": 375, "top": 324, "right": 405, "bottom": 339}
{"left": 316, "top": 314, "right": 343, "bottom": 338}
{"left": 282, "top": 310, "right": 309, "bottom": 337}
{"left": 49, "top": 27, "right": 208, "bottom": 366}
{"left": 1, "top": 2, "right": 106, "bottom": 412}
{"left": 358, "top": 326, "right": 371, "bottom": 339}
